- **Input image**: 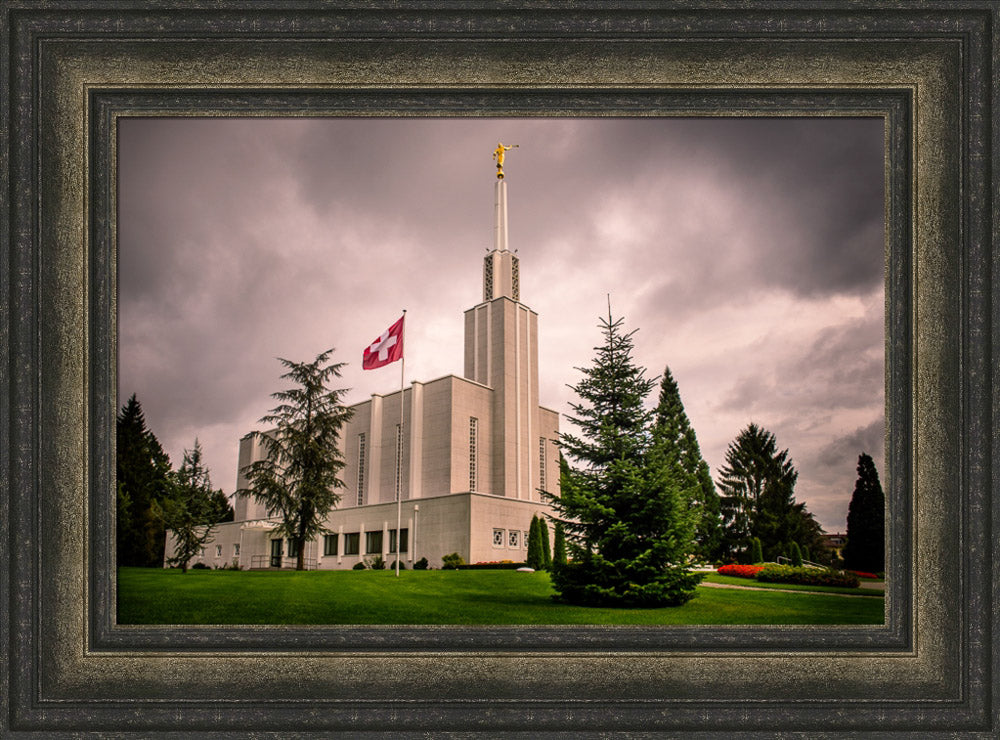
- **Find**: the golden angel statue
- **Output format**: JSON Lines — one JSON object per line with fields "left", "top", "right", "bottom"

{"left": 493, "top": 142, "right": 519, "bottom": 178}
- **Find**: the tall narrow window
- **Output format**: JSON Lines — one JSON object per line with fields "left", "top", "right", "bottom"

{"left": 511, "top": 255, "right": 520, "bottom": 301}
{"left": 356, "top": 432, "right": 366, "bottom": 506}
{"left": 469, "top": 417, "right": 478, "bottom": 492}
{"left": 539, "top": 437, "right": 547, "bottom": 491}
{"left": 323, "top": 534, "right": 338, "bottom": 556}
{"left": 395, "top": 423, "right": 403, "bottom": 502}
{"left": 389, "top": 528, "right": 409, "bottom": 553}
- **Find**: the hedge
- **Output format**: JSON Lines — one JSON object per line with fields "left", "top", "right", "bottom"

{"left": 756, "top": 565, "right": 860, "bottom": 588}
{"left": 457, "top": 561, "right": 528, "bottom": 570}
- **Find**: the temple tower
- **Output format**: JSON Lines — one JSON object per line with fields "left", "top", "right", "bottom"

{"left": 463, "top": 169, "right": 541, "bottom": 500}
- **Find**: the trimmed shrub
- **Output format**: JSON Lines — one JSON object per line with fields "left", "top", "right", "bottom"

{"left": 413, "top": 557, "right": 429, "bottom": 570}
{"left": 756, "top": 565, "right": 860, "bottom": 588}
{"left": 390, "top": 561, "right": 406, "bottom": 571}
{"left": 790, "top": 542, "right": 803, "bottom": 567}
{"left": 441, "top": 552, "right": 465, "bottom": 570}
{"left": 352, "top": 561, "right": 367, "bottom": 570}
{"left": 526, "top": 516, "right": 544, "bottom": 570}
{"left": 539, "top": 518, "right": 552, "bottom": 570}
{"left": 191, "top": 562, "right": 211, "bottom": 570}
{"left": 552, "top": 521, "right": 568, "bottom": 567}
{"left": 366, "top": 555, "right": 386, "bottom": 570}
{"left": 750, "top": 537, "right": 763, "bottom": 564}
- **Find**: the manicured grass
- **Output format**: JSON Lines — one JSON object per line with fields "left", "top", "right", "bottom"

{"left": 118, "top": 568, "right": 883, "bottom": 626}
{"left": 703, "top": 573, "right": 885, "bottom": 596}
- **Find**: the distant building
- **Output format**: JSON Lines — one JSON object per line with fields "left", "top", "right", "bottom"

{"left": 165, "top": 169, "right": 560, "bottom": 570}
{"left": 821, "top": 532, "right": 847, "bottom": 560}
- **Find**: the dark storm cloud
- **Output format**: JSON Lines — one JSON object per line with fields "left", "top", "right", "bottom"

{"left": 815, "top": 419, "right": 886, "bottom": 475}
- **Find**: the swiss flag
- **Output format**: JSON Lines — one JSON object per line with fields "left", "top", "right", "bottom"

{"left": 362, "top": 315, "right": 405, "bottom": 369}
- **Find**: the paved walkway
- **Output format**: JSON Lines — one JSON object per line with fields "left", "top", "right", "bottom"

{"left": 699, "top": 581, "right": 884, "bottom": 599}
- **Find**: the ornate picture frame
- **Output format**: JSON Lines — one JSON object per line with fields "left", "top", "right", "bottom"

{"left": 2, "top": 2, "right": 995, "bottom": 735}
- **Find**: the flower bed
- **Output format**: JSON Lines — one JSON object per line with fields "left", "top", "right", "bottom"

{"left": 756, "top": 565, "right": 860, "bottom": 588}
{"left": 716, "top": 564, "right": 765, "bottom": 579}
{"left": 847, "top": 570, "right": 880, "bottom": 579}
{"left": 458, "top": 560, "right": 528, "bottom": 570}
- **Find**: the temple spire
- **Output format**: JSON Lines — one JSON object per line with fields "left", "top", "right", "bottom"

{"left": 494, "top": 180, "right": 509, "bottom": 252}
{"left": 490, "top": 142, "right": 517, "bottom": 252}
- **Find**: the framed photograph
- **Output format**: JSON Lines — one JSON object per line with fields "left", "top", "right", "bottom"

{"left": 2, "top": 1, "right": 995, "bottom": 735}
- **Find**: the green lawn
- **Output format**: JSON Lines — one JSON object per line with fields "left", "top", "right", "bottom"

{"left": 117, "top": 568, "right": 884, "bottom": 626}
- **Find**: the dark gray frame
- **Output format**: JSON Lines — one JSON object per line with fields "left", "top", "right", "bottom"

{"left": 1, "top": 1, "right": 995, "bottom": 736}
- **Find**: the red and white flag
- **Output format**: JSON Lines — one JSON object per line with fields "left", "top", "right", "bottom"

{"left": 362, "top": 315, "right": 405, "bottom": 369}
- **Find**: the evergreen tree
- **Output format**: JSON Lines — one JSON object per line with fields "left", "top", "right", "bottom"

{"left": 790, "top": 541, "right": 803, "bottom": 567}
{"left": 651, "top": 366, "right": 722, "bottom": 561}
{"left": 526, "top": 515, "right": 544, "bottom": 569}
{"left": 751, "top": 537, "right": 763, "bottom": 564}
{"left": 239, "top": 349, "right": 354, "bottom": 570}
{"left": 716, "top": 423, "right": 798, "bottom": 562}
{"left": 552, "top": 520, "right": 568, "bottom": 567}
{"left": 539, "top": 517, "right": 552, "bottom": 570}
{"left": 843, "top": 452, "right": 885, "bottom": 572}
{"left": 546, "top": 309, "right": 702, "bottom": 607}
{"left": 116, "top": 394, "right": 174, "bottom": 567}
{"left": 153, "top": 440, "right": 230, "bottom": 572}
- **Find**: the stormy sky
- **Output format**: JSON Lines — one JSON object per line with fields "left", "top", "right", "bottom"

{"left": 118, "top": 117, "right": 885, "bottom": 533}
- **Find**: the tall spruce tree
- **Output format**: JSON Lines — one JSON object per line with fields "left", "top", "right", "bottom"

{"left": 154, "top": 439, "right": 230, "bottom": 572}
{"left": 651, "top": 366, "right": 722, "bottom": 561}
{"left": 843, "top": 452, "right": 885, "bottom": 572}
{"left": 717, "top": 423, "right": 802, "bottom": 562}
{"left": 116, "top": 394, "right": 174, "bottom": 567}
{"left": 547, "top": 309, "right": 702, "bottom": 607}
{"left": 239, "top": 349, "right": 354, "bottom": 570}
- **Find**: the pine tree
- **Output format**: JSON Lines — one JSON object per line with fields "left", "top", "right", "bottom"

{"left": 154, "top": 440, "right": 230, "bottom": 572}
{"left": 651, "top": 366, "right": 722, "bottom": 561}
{"left": 526, "top": 515, "right": 544, "bottom": 569}
{"left": 239, "top": 349, "right": 354, "bottom": 570}
{"left": 539, "top": 518, "right": 552, "bottom": 570}
{"left": 751, "top": 537, "right": 763, "bottom": 564}
{"left": 547, "top": 309, "right": 702, "bottom": 607}
{"left": 843, "top": 453, "right": 885, "bottom": 572}
{"left": 116, "top": 394, "right": 174, "bottom": 566}
{"left": 717, "top": 423, "right": 797, "bottom": 562}
{"left": 552, "top": 520, "right": 567, "bottom": 567}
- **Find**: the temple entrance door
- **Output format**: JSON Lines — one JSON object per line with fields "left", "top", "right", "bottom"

{"left": 270, "top": 538, "right": 283, "bottom": 568}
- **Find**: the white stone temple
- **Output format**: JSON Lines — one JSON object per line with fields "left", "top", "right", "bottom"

{"left": 165, "top": 160, "right": 560, "bottom": 570}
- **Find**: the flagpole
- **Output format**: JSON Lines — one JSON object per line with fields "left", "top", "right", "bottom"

{"left": 396, "top": 309, "right": 406, "bottom": 577}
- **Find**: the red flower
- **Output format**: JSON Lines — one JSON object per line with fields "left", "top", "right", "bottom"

{"left": 717, "top": 564, "right": 764, "bottom": 579}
